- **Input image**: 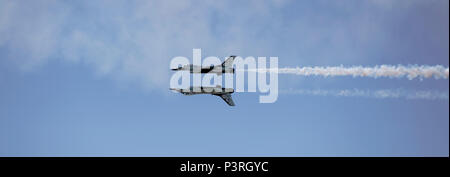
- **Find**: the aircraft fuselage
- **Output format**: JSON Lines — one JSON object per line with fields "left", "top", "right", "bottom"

{"left": 172, "top": 64, "right": 234, "bottom": 75}
{"left": 171, "top": 86, "right": 234, "bottom": 96}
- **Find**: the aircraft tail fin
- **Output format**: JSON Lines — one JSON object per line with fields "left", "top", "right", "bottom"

{"left": 222, "top": 56, "right": 236, "bottom": 67}
{"left": 218, "top": 93, "right": 235, "bottom": 106}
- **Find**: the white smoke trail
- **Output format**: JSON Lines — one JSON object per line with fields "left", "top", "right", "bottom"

{"left": 249, "top": 65, "right": 449, "bottom": 80}
{"left": 280, "top": 88, "right": 449, "bottom": 100}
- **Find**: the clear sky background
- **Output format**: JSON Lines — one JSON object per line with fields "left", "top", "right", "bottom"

{"left": 0, "top": 0, "right": 448, "bottom": 156}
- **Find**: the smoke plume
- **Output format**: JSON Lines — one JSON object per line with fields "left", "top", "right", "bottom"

{"left": 250, "top": 65, "right": 449, "bottom": 80}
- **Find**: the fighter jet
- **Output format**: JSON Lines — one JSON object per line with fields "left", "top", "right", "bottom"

{"left": 170, "top": 85, "right": 235, "bottom": 106}
{"left": 171, "top": 56, "right": 236, "bottom": 75}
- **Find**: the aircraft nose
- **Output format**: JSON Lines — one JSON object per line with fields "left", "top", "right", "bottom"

{"left": 169, "top": 88, "right": 180, "bottom": 92}
{"left": 171, "top": 66, "right": 183, "bottom": 71}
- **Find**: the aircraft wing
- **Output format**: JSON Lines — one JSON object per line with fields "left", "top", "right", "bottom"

{"left": 218, "top": 94, "right": 235, "bottom": 106}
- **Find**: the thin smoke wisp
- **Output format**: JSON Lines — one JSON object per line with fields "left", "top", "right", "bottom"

{"left": 280, "top": 88, "right": 449, "bottom": 100}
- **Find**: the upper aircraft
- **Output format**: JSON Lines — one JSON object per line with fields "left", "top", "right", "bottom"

{"left": 171, "top": 56, "right": 236, "bottom": 75}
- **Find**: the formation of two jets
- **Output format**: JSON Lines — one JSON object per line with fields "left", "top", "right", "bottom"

{"left": 170, "top": 56, "right": 236, "bottom": 106}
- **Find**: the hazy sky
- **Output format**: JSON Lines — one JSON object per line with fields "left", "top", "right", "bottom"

{"left": 0, "top": 0, "right": 448, "bottom": 156}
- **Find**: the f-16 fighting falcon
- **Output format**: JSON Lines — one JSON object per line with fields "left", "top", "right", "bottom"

{"left": 170, "top": 85, "right": 235, "bottom": 106}
{"left": 171, "top": 56, "right": 236, "bottom": 75}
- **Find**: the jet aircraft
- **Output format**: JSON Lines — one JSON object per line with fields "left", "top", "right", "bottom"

{"left": 171, "top": 56, "right": 236, "bottom": 75}
{"left": 170, "top": 85, "right": 235, "bottom": 106}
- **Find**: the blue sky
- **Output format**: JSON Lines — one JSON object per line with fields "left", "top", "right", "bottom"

{"left": 0, "top": 0, "right": 448, "bottom": 156}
